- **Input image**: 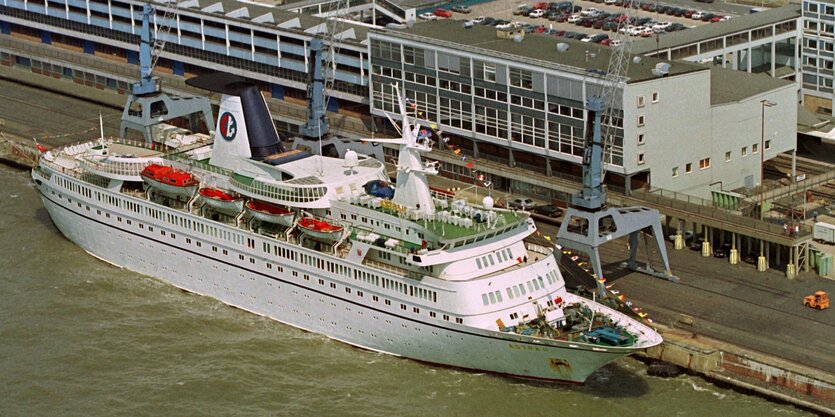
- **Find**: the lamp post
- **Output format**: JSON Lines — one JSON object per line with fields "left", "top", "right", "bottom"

{"left": 760, "top": 99, "right": 776, "bottom": 221}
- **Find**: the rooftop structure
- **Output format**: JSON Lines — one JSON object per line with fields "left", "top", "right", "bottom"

{"left": 369, "top": 20, "right": 797, "bottom": 199}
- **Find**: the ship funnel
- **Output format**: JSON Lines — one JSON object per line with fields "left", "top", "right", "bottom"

{"left": 186, "top": 73, "right": 285, "bottom": 171}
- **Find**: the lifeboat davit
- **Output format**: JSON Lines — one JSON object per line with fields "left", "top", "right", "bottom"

{"left": 297, "top": 217, "right": 344, "bottom": 243}
{"left": 198, "top": 187, "right": 244, "bottom": 213}
{"left": 246, "top": 200, "right": 296, "bottom": 227}
{"left": 140, "top": 164, "right": 198, "bottom": 198}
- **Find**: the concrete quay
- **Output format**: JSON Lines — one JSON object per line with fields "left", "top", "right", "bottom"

{"left": 1, "top": 72, "right": 833, "bottom": 415}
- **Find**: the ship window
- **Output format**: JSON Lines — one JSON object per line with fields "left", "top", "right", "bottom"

{"left": 249, "top": 258, "right": 255, "bottom": 264}
{"left": 196, "top": 241, "right": 201, "bottom": 247}
{"left": 456, "top": 318, "right": 463, "bottom": 324}
{"left": 488, "top": 292, "right": 496, "bottom": 304}
{"left": 510, "top": 312, "right": 518, "bottom": 320}
{"left": 443, "top": 314, "right": 450, "bottom": 321}
{"left": 222, "top": 249, "right": 227, "bottom": 255}
{"left": 527, "top": 281, "right": 535, "bottom": 292}
{"left": 476, "top": 258, "right": 482, "bottom": 269}
{"left": 430, "top": 311, "right": 436, "bottom": 318}
{"left": 117, "top": 217, "right": 121, "bottom": 222}
{"left": 238, "top": 254, "right": 243, "bottom": 260}
{"left": 538, "top": 277, "right": 545, "bottom": 288}
{"left": 267, "top": 263, "right": 272, "bottom": 269}
{"left": 518, "top": 284, "right": 526, "bottom": 295}
{"left": 513, "top": 286, "right": 520, "bottom": 297}
{"left": 126, "top": 219, "right": 131, "bottom": 225}
{"left": 488, "top": 255, "right": 495, "bottom": 266}
{"left": 345, "top": 287, "right": 351, "bottom": 293}
{"left": 212, "top": 246, "right": 217, "bottom": 252}
{"left": 319, "top": 279, "right": 325, "bottom": 285}
{"left": 330, "top": 282, "right": 336, "bottom": 289}
{"left": 357, "top": 291, "right": 363, "bottom": 297}
{"left": 413, "top": 307, "right": 419, "bottom": 313}
{"left": 495, "top": 291, "right": 503, "bottom": 303}
{"left": 278, "top": 266, "right": 283, "bottom": 272}
{"left": 385, "top": 299, "right": 391, "bottom": 305}
{"left": 373, "top": 295, "right": 379, "bottom": 301}
{"left": 482, "top": 294, "right": 489, "bottom": 305}
{"left": 401, "top": 304, "right": 407, "bottom": 310}
{"left": 506, "top": 288, "right": 514, "bottom": 299}
{"left": 532, "top": 279, "right": 540, "bottom": 290}
{"left": 161, "top": 230, "right": 165, "bottom": 236}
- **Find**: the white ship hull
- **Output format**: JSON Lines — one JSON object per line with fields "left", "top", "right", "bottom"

{"left": 34, "top": 171, "right": 642, "bottom": 383}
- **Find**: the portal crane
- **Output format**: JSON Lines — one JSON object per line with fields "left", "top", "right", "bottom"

{"left": 557, "top": 2, "right": 678, "bottom": 297}
{"left": 120, "top": 3, "right": 213, "bottom": 143}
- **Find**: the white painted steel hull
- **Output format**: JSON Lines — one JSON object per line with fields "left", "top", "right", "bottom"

{"left": 34, "top": 169, "right": 649, "bottom": 383}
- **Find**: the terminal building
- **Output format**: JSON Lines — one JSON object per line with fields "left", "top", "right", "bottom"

{"left": 369, "top": 21, "right": 797, "bottom": 199}
{"left": 0, "top": 0, "right": 800, "bottom": 200}
{"left": 799, "top": 0, "right": 835, "bottom": 116}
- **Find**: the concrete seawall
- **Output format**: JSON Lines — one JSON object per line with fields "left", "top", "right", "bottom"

{"left": 643, "top": 326, "right": 835, "bottom": 415}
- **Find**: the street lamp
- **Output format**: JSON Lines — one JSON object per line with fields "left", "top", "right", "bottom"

{"left": 760, "top": 99, "right": 776, "bottom": 221}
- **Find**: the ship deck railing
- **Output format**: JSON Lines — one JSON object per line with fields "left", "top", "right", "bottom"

{"left": 349, "top": 196, "right": 525, "bottom": 244}
{"left": 165, "top": 153, "right": 233, "bottom": 177}
{"left": 229, "top": 172, "right": 327, "bottom": 204}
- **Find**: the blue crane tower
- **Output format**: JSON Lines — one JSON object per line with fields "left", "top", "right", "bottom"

{"left": 120, "top": 3, "right": 214, "bottom": 143}
{"left": 557, "top": 21, "right": 678, "bottom": 298}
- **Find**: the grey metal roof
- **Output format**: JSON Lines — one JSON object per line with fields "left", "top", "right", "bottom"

{"left": 378, "top": 19, "right": 707, "bottom": 83}
{"left": 631, "top": 5, "right": 801, "bottom": 55}
{"left": 708, "top": 66, "right": 794, "bottom": 105}
{"left": 163, "top": 0, "right": 369, "bottom": 43}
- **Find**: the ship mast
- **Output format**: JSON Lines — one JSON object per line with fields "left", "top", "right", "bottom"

{"left": 388, "top": 85, "right": 437, "bottom": 217}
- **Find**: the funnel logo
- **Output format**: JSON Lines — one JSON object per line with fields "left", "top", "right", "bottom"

{"left": 219, "top": 112, "right": 237, "bottom": 141}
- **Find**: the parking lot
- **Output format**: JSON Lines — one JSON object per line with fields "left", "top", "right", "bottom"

{"left": 420, "top": 0, "right": 735, "bottom": 41}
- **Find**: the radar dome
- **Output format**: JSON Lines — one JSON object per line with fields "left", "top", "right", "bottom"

{"left": 482, "top": 196, "right": 494, "bottom": 210}
{"left": 344, "top": 149, "right": 358, "bottom": 167}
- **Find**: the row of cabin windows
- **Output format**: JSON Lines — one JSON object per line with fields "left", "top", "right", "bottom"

{"left": 355, "top": 268, "right": 438, "bottom": 303}
{"left": 57, "top": 185, "right": 466, "bottom": 326}
{"left": 475, "top": 248, "right": 514, "bottom": 270}
{"left": 57, "top": 176, "right": 248, "bottom": 247}
{"left": 55, "top": 175, "right": 443, "bottom": 313}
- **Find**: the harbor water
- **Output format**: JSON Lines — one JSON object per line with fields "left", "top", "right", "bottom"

{"left": 0, "top": 165, "right": 813, "bottom": 416}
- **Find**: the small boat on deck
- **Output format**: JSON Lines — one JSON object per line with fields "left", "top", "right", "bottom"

{"left": 297, "top": 217, "right": 344, "bottom": 243}
{"left": 140, "top": 164, "right": 198, "bottom": 198}
{"left": 246, "top": 200, "right": 296, "bottom": 227}
{"left": 198, "top": 187, "right": 244, "bottom": 213}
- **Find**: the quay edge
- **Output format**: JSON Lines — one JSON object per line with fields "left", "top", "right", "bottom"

{"left": 641, "top": 325, "right": 835, "bottom": 416}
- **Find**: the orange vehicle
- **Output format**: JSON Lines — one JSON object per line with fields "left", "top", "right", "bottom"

{"left": 803, "top": 291, "right": 830, "bottom": 310}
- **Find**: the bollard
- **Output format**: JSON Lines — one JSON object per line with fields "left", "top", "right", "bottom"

{"left": 786, "top": 263, "right": 796, "bottom": 279}
{"left": 674, "top": 234, "right": 684, "bottom": 250}
{"left": 701, "top": 241, "right": 711, "bottom": 257}
{"left": 757, "top": 255, "right": 767, "bottom": 272}
{"left": 729, "top": 249, "right": 739, "bottom": 265}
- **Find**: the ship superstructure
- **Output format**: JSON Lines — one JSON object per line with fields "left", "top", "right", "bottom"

{"left": 31, "top": 75, "right": 662, "bottom": 383}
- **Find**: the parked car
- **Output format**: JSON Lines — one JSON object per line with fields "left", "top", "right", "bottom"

{"left": 580, "top": 7, "right": 600, "bottom": 16}
{"left": 567, "top": 14, "right": 582, "bottom": 23}
{"left": 451, "top": 5, "right": 472, "bottom": 13}
{"left": 433, "top": 8, "right": 453, "bottom": 18}
{"left": 470, "top": 16, "right": 486, "bottom": 24}
{"left": 532, "top": 205, "right": 564, "bottom": 218}
{"left": 691, "top": 11, "right": 706, "bottom": 20}
{"left": 529, "top": 8, "right": 546, "bottom": 18}
{"left": 665, "top": 22, "right": 687, "bottom": 31}
{"left": 508, "top": 197, "right": 536, "bottom": 210}
{"left": 582, "top": 33, "right": 609, "bottom": 43}
{"left": 513, "top": 6, "right": 531, "bottom": 15}
{"left": 418, "top": 12, "right": 437, "bottom": 20}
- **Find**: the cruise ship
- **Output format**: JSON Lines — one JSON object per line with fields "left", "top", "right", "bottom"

{"left": 31, "top": 74, "right": 662, "bottom": 383}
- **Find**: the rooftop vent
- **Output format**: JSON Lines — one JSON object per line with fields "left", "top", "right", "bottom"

{"left": 651, "top": 62, "right": 671, "bottom": 77}
{"left": 556, "top": 42, "right": 569, "bottom": 52}
{"left": 496, "top": 26, "right": 525, "bottom": 40}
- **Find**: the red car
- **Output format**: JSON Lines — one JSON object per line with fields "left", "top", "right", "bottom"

{"left": 433, "top": 8, "right": 452, "bottom": 18}
{"left": 710, "top": 15, "right": 723, "bottom": 22}
{"left": 534, "top": 25, "right": 547, "bottom": 33}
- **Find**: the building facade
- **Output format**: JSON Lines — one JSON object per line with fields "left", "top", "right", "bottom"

{"left": 801, "top": 0, "right": 835, "bottom": 115}
{"left": 369, "top": 21, "right": 797, "bottom": 199}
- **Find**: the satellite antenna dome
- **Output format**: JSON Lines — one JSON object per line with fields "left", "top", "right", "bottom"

{"left": 344, "top": 149, "right": 358, "bottom": 167}
{"left": 482, "top": 195, "right": 494, "bottom": 210}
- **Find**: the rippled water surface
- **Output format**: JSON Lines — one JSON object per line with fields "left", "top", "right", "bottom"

{"left": 0, "top": 165, "right": 812, "bottom": 416}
